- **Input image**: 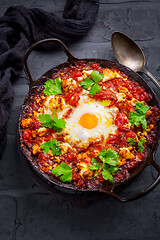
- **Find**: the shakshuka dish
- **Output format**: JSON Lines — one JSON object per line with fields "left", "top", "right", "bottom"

{"left": 19, "top": 61, "right": 160, "bottom": 189}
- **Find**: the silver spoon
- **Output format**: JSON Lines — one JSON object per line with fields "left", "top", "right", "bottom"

{"left": 111, "top": 31, "right": 160, "bottom": 91}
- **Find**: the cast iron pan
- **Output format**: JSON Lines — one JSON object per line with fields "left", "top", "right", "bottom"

{"left": 18, "top": 38, "right": 160, "bottom": 202}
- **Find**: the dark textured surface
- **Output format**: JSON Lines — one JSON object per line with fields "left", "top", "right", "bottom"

{"left": 0, "top": 0, "right": 160, "bottom": 239}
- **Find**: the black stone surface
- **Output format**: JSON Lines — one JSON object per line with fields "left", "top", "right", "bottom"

{"left": 0, "top": 0, "right": 160, "bottom": 239}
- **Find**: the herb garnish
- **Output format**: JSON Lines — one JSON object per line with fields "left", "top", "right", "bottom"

{"left": 102, "top": 165, "right": 119, "bottom": 182}
{"left": 127, "top": 137, "right": 146, "bottom": 153}
{"left": 38, "top": 114, "right": 66, "bottom": 132}
{"left": 99, "top": 149, "right": 119, "bottom": 166}
{"left": 89, "top": 149, "right": 119, "bottom": 182}
{"left": 44, "top": 78, "right": 62, "bottom": 96}
{"left": 138, "top": 138, "right": 146, "bottom": 153}
{"left": 52, "top": 162, "right": 72, "bottom": 182}
{"left": 135, "top": 102, "right": 150, "bottom": 114}
{"left": 127, "top": 137, "right": 136, "bottom": 146}
{"left": 89, "top": 158, "right": 101, "bottom": 170}
{"left": 90, "top": 84, "right": 102, "bottom": 98}
{"left": 129, "top": 101, "right": 150, "bottom": 130}
{"left": 40, "top": 139, "right": 61, "bottom": 155}
{"left": 80, "top": 70, "right": 104, "bottom": 97}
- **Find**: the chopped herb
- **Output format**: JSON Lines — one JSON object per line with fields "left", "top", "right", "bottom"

{"left": 98, "top": 149, "right": 119, "bottom": 166}
{"left": 102, "top": 168, "right": 113, "bottom": 182}
{"left": 80, "top": 70, "right": 104, "bottom": 97}
{"left": 102, "top": 165, "right": 119, "bottom": 182}
{"left": 135, "top": 102, "right": 150, "bottom": 114}
{"left": 127, "top": 137, "right": 136, "bottom": 146}
{"left": 38, "top": 114, "right": 66, "bottom": 132}
{"left": 90, "top": 70, "right": 104, "bottom": 83}
{"left": 89, "top": 149, "right": 119, "bottom": 182}
{"left": 107, "top": 166, "right": 120, "bottom": 174}
{"left": 138, "top": 138, "right": 146, "bottom": 153}
{"left": 90, "top": 83, "right": 101, "bottom": 97}
{"left": 51, "top": 162, "right": 72, "bottom": 182}
{"left": 38, "top": 114, "right": 53, "bottom": 128}
{"left": 129, "top": 101, "right": 149, "bottom": 130}
{"left": 40, "top": 139, "right": 61, "bottom": 155}
{"left": 52, "top": 116, "right": 66, "bottom": 132}
{"left": 80, "top": 77, "right": 94, "bottom": 89}
{"left": 44, "top": 78, "right": 62, "bottom": 96}
{"left": 89, "top": 158, "right": 101, "bottom": 170}
{"left": 129, "top": 111, "right": 147, "bottom": 130}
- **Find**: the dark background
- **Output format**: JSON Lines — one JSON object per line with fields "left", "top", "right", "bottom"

{"left": 0, "top": 0, "right": 160, "bottom": 239}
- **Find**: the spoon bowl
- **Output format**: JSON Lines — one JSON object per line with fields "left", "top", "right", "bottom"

{"left": 111, "top": 31, "right": 160, "bottom": 91}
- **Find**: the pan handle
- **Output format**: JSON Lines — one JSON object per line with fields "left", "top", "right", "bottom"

{"left": 23, "top": 38, "right": 77, "bottom": 88}
{"left": 100, "top": 153, "right": 160, "bottom": 202}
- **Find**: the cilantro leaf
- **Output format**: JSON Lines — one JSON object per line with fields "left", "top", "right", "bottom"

{"left": 80, "top": 77, "right": 94, "bottom": 89}
{"left": 108, "top": 166, "right": 119, "bottom": 173}
{"left": 135, "top": 102, "right": 150, "bottom": 114}
{"left": 129, "top": 111, "right": 147, "bottom": 130}
{"left": 129, "top": 112, "right": 144, "bottom": 126}
{"left": 80, "top": 70, "right": 104, "bottom": 97}
{"left": 38, "top": 114, "right": 52, "bottom": 122}
{"left": 90, "top": 71, "right": 104, "bottom": 83}
{"left": 89, "top": 84, "right": 101, "bottom": 97}
{"left": 138, "top": 138, "right": 146, "bottom": 153}
{"left": 51, "top": 162, "right": 72, "bottom": 182}
{"left": 89, "top": 158, "right": 101, "bottom": 170}
{"left": 40, "top": 141, "right": 51, "bottom": 154}
{"left": 40, "top": 139, "right": 61, "bottom": 155}
{"left": 127, "top": 137, "right": 136, "bottom": 146}
{"left": 38, "top": 114, "right": 54, "bottom": 128}
{"left": 98, "top": 149, "right": 119, "bottom": 166}
{"left": 38, "top": 114, "right": 66, "bottom": 132}
{"left": 49, "top": 139, "right": 61, "bottom": 155}
{"left": 90, "top": 149, "right": 119, "bottom": 182}
{"left": 102, "top": 166, "right": 119, "bottom": 182}
{"left": 129, "top": 102, "right": 149, "bottom": 130}
{"left": 52, "top": 116, "right": 66, "bottom": 132}
{"left": 102, "top": 169, "right": 114, "bottom": 182}
{"left": 141, "top": 116, "right": 147, "bottom": 130}
{"left": 44, "top": 78, "right": 62, "bottom": 96}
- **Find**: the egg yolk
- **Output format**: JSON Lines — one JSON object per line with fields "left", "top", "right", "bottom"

{"left": 78, "top": 113, "right": 99, "bottom": 129}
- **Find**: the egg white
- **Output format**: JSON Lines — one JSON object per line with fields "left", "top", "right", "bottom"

{"left": 64, "top": 100, "right": 118, "bottom": 143}
{"left": 42, "top": 93, "right": 119, "bottom": 144}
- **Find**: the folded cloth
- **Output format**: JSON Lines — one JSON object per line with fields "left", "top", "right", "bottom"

{"left": 0, "top": 0, "right": 99, "bottom": 158}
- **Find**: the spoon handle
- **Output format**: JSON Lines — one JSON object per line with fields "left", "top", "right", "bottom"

{"left": 142, "top": 68, "right": 160, "bottom": 91}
